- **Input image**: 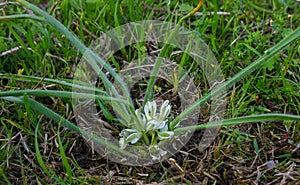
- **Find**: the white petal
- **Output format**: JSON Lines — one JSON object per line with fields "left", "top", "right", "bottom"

{"left": 133, "top": 109, "right": 146, "bottom": 131}
{"left": 148, "top": 145, "right": 160, "bottom": 161}
{"left": 135, "top": 109, "right": 140, "bottom": 117}
{"left": 119, "top": 137, "right": 127, "bottom": 149}
{"left": 126, "top": 132, "right": 142, "bottom": 144}
{"left": 159, "top": 149, "right": 167, "bottom": 156}
{"left": 157, "top": 131, "right": 174, "bottom": 140}
{"left": 119, "top": 129, "right": 137, "bottom": 137}
{"left": 159, "top": 100, "right": 171, "bottom": 120}
{"left": 144, "top": 102, "right": 150, "bottom": 120}
{"left": 146, "top": 120, "right": 157, "bottom": 131}
{"left": 141, "top": 114, "right": 146, "bottom": 126}
{"left": 148, "top": 145, "right": 167, "bottom": 161}
{"left": 144, "top": 101, "right": 157, "bottom": 120}
{"left": 150, "top": 101, "right": 157, "bottom": 117}
{"left": 146, "top": 120, "right": 165, "bottom": 131}
{"left": 156, "top": 120, "right": 166, "bottom": 130}
{"left": 160, "top": 124, "right": 169, "bottom": 131}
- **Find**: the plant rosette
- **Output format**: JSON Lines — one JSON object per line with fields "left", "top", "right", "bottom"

{"left": 73, "top": 20, "right": 226, "bottom": 166}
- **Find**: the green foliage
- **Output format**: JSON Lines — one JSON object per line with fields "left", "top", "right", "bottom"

{"left": 0, "top": 0, "right": 299, "bottom": 184}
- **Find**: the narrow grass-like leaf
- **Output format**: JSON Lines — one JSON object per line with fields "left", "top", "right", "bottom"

{"left": 175, "top": 113, "right": 300, "bottom": 132}
{"left": 253, "top": 138, "right": 259, "bottom": 154}
{"left": 57, "top": 123, "right": 73, "bottom": 183}
{"left": 0, "top": 90, "right": 129, "bottom": 105}
{"left": 3, "top": 118, "right": 33, "bottom": 136}
{"left": 243, "top": 43, "right": 262, "bottom": 57}
{"left": 96, "top": 99, "right": 115, "bottom": 121}
{"left": 34, "top": 123, "right": 50, "bottom": 176}
{"left": 144, "top": 0, "right": 203, "bottom": 105}
{"left": 0, "top": 169, "right": 11, "bottom": 185}
{"left": 15, "top": 0, "right": 134, "bottom": 123}
{"left": 178, "top": 40, "right": 192, "bottom": 76}
{"left": 1, "top": 96, "right": 136, "bottom": 158}
{"left": 171, "top": 26, "right": 300, "bottom": 128}
{"left": 0, "top": 14, "right": 43, "bottom": 22}
{"left": 34, "top": 120, "right": 66, "bottom": 184}
{"left": 23, "top": 93, "right": 35, "bottom": 123}
{"left": 15, "top": 0, "right": 131, "bottom": 100}
{"left": 7, "top": 23, "right": 31, "bottom": 57}
{"left": 0, "top": 74, "right": 106, "bottom": 95}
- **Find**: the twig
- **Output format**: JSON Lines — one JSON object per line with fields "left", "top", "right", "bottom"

{"left": 194, "top": 11, "right": 230, "bottom": 16}
{"left": 0, "top": 46, "right": 22, "bottom": 57}
{"left": 0, "top": 46, "right": 34, "bottom": 57}
{"left": 0, "top": 2, "right": 20, "bottom": 7}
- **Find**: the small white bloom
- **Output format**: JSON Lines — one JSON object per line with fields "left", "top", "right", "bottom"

{"left": 126, "top": 132, "right": 142, "bottom": 144}
{"left": 160, "top": 123, "right": 169, "bottom": 131}
{"left": 159, "top": 100, "right": 171, "bottom": 120}
{"left": 144, "top": 101, "right": 157, "bottom": 120}
{"left": 146, "top": 120, "right": 157, "bottom": 131}
{"left": 119, "top": 129, "right": 142, "bottom": 148}
{"left": 133, "top": 109, "right": 146, "bottom": 131}
{"left": 119, "top": 129, "right": 138, "bottom": 137}
{"left": 119, "top": 137, "right": 127, "bottom": 149}
{"left": 146, "top": 120, "right": 165, "bottom": 131}
{"left": 149, "top": 145, "right": 167, "bottom": 161}
{"left": 157, "top": 131, "right": 174, "bottom": 140}
{"left": 119, "top": 100, "right": 174, "bottom": 149}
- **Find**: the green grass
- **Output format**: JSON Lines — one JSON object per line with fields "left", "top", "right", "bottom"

{"left": 1, "top": 0, "right": 300, "bottom": 184}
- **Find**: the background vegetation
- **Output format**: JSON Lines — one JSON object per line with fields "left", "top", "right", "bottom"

{"left": 0, "top": 0, "right": 299, "bottom": 184}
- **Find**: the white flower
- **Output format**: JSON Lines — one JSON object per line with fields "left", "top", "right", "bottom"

{"left": 157, "top": 131, "right": 174, "bottom": 140}
{"left": 146, "top": 120, "right": 165, "bottom": 131}
{"left": 119, "top": 129, "right": 142, "bottom": 148}
{"left": 119, "top": 137, "right": 126, "bottom": 149}
{"left": 160, "top": 123, "right": 169, "bottom": 131}
{"left": 158, "top": 100, "right": 171, "bottom": 120}
{"left": 126, "top": 132, "right": 142, "bottom": 144}
{"left": 149, "top": 145, "right": 167, "bottom": 161}
{"left": 144, "top": 101, "right": 157, "bottom": 121}
{"left": 119, "top": 100, "right": 173, "bottom": 149}
{"left": 133, "top": 109, "right": 147, "bottom": 131}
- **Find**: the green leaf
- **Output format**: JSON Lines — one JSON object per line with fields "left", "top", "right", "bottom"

{"left": 57, "top": 123, "right": 73, "bottom": 183}
{"left": 253, "top": 138, "right": 260, "bottom": 154}
{"left": 179, "top": 4, "right": 194, "bottom": 12}
{"left": 175, "top": 113, "right": 300, "bottom": 132}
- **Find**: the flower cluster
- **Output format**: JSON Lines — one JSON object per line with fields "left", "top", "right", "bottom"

{"left": 119, "top": 100, "right": 176, "bottom": 152}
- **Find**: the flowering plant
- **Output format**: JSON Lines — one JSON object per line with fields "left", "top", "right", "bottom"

{"left": 119, "top": 100, "right": 178, "bottom": 150}
{"left": 1, "top": 0, "right": 300, "bottom": 165}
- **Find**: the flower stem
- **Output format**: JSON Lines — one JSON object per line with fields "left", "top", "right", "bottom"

{"left": 151, "top": 132, "right": 156, "bottom": 145}
{"left": 142, "top": 132, "right": 150, "bottom": 145}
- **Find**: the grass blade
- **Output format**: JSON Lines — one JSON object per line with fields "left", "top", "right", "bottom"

{"left": 57, "top": 123, "right": 73, "bottom": 183}
{"left": 0, "top": 14, "right": 43, "bottom": 22}
{"left": 34, "top": 123, "right": 50, "bottom": 176}
{"left": 0, "top": 74, "right": 106, "bottom": 95}
{"left": 175, "top": 113, "right": 300, "bottom": 132}
{"left": 16, "top": 0, "right": 133, "bottom": 110}
{"left": 171, "top": 26, "right": 300, "bottom": 128}
{"left": 1, "top": 96, "right": 137, "bottom": 158}
{"left": 0, "top": 90, "right": 129, "bottom": 105}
